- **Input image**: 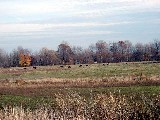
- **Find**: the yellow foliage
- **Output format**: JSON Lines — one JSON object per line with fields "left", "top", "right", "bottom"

{"left": 19, "top": 53, "right": 31, "bottom": 67}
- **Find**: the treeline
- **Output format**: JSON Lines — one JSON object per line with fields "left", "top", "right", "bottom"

{"left": 0, "top": 40, "right": 160, "bottom": 67}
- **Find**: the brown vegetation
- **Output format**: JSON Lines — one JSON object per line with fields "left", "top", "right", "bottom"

{"left": 19, "top": 53, "right": 31, "bottom": 67}
{"left": 0, "top": 40, "right": 160, "bottom": 68}
{"left": 0, "top": 93, "right": 159, "bottom": 120}
{"left": 0, "top": 63, "right": 159, "bottom": 119}
{"left": 0, "top": 75, "right": 159, "bottom": 93}
{"left": 15, "top": 80, "right": 26, "bottom": 86}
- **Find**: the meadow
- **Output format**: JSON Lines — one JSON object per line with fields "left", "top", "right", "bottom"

{"left": 0, "top": 62, "right": 160, "bottom": 119}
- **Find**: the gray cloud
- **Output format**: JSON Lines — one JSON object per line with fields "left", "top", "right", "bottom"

{"left": 0, "top": 0, "right": 160, "bottom": 51}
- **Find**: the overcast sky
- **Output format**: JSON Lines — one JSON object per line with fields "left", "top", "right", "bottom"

{"left": 0, "top": 0, "right": 160, "bottom": 52}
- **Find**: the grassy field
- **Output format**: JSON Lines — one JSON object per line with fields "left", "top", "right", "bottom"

{"left": 0, "top": 62, "right": 160, "bottom": 88}
{"left": 0, "top": 62, "right": 160, "bottom": 80}
{"left": 0, "top": 62, "right": 160, "bottom": 119}
{"left": 0, "top": 86, "right": 160, "bottom": 108}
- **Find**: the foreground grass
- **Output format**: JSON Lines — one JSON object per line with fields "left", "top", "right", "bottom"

{"left": 0, "top": 86, "right": 160, "bottom": 108}
{"left": 0, "top": 86, "right": 159, "bottom": 119}
{"left": 0, "top": 90, "right": 160, "bottom": 120}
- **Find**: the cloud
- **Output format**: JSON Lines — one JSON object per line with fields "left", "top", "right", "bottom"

{"left": 0, "top": 0, "right": 159, "bottom": 52}
{"left": 67, "top": 31, "right": 120, "bottom": 36}
{"left": 0, "top": 21, "right": 135, "bottom": 33}
{"left": 0, "top": 0, "right": 160, "bottom": 20}
{"left": 1, "top": 18, "right": 159, "bottom": 36}
{"left": 72, "top": 0, "right": 160, "bottom": 17}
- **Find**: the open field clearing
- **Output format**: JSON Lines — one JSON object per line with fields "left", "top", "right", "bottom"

{"left": 0, "top": 63, "right": 160, "bottom": 119}
{"left": 0, "top": 62, "right": 160, "bottom": 87}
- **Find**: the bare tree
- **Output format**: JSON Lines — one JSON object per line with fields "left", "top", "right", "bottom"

{"left": 9, "top": 49, "right": 19, "bottom": 67}
{"left": 39, "top": 48, "right": 59, "bottom": 66}
{"left": 0, "top": 39, "right": 160, "bottom": 67}
{"left": 131, "top": 43, "right": 144, "bottom": 61}
{"left": 0, "top": 49, "right": 10, "bottom": 67}
{"left": 117, "top": 41, "right": 127, "bottom": 62}
{"left": 30, "top": 52, "right": 41, "bottom": 66}
{"left": 143, "top": 44, "right": 152, "bottom": 61}
{"left": 82, "top": 49, "right": 94, "bottom": 64}
{"left": 57, "top": 42, "right": 73, "bottom": 65}
{"left": 110, "top": 42, "right": 119, "bottom": 62}
{"left": 96, "top": 40, "right": 109, "bottom": 63}
{"left": 151, "top": 40, "right": 160, "bottom": 61}
{"left": 72, "top": 46, "right": 83, "bottom": 64}
{"left": 124, "top": 41, "right": 133, "bottom": 62}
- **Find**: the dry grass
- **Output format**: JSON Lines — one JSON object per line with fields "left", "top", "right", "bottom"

{"left": 1, "top": 74, "right": 160, "bottom": 89}
{"left": 0, "top": 63, "right": 159, "bottom": 119}
{"left": 0, "top": 93, "right": 159, "bottom": 120}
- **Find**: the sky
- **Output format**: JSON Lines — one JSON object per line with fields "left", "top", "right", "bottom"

{"left": 0, "top": 0, "right": 160, "bottom": 52}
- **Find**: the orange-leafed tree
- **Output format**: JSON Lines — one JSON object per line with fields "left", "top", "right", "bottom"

{"left": 19, "top": 53, "right": 31, "bottom": 67}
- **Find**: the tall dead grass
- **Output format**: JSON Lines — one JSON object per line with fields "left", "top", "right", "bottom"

{"left": 1, "top": 74, "right": 160, "bottom": 88}
{"left": 0, "top": 92, "right": 159, "bottom": 120}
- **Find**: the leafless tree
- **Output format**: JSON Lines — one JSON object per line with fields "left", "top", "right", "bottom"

{"left": 96, "top": 40, "right": 110, "bottom": 63}
{"left": 57, "top": 42, "right": 73, "bottom": 65}
{"left": 39, "top": 48, "right": 59, "bottom": 66}
{"left": 151, "top": 40, "right": 160, "bottom": 61}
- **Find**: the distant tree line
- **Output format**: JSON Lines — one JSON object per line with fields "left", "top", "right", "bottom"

{"left": 0, "top": 40, "right": 160, "bottom": 67}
